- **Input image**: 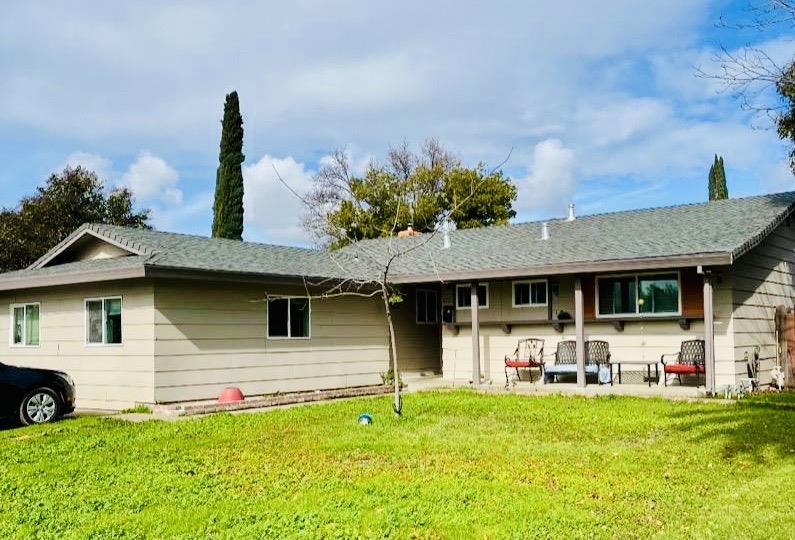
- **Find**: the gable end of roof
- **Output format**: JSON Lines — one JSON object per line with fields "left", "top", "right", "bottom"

{"left": 29, "top": 224, "right": 151, "bottom": 270}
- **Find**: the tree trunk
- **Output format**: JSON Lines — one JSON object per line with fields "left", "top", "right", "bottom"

{"left": 381, "top": 286, "right": 402, "bottom": 415}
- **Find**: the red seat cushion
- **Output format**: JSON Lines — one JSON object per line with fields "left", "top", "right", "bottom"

{"left": 664, "top": 363, "right": 705, "bottom": 374}
{"left": 505, "top": 360, "right": 541, "bottom": 368}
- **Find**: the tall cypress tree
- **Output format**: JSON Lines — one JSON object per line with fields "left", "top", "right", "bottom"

{"left": 212, "top": 91, "right": 245, "bottom": 240}
{"left": 715, "top": 156, "right": 728, "bottom": 200}
{"left": 708, "top": 155, "right": 729, "bottom": 201}
{"left": 708, "top": 156, "right": 716, "bottom": 201}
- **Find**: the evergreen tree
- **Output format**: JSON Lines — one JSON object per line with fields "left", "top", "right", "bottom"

{"left": 716, "top": 156, "right": 728, "bottom": 199}
{"left": 212, "top": 91, "right": 245, "bottom": 240}
{"left": 708, "top": 155, "right": 729, "bottom": 201}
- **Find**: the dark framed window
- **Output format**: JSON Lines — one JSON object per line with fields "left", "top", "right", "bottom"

{"left": 455, "top": 284, "right": 488, "bottom": 309}
{"left": 416, "top": 289, "right": 438, "bottom": 324}
{"left": 268, "top": 297, "right": 310, "bottom": 339}
{"left": 513, "top": 280, "right": 547, "bottom": 307}
{"left": 597, "top": 273, "right": 679, "bottom": 316}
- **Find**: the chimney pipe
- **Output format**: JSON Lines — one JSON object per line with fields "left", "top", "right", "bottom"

{"left": 541, "top": 222, "right": 550, "bottom": 240}
{"left": 566, "top": 203, "right": 576, "bottom": 221}
{"left": 442, "top": 220, "right": 451, "bottom": 249}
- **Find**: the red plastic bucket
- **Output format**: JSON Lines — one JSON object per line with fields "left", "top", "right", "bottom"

{"left": 218, "top": 387, "right": 245, "bottom": 403}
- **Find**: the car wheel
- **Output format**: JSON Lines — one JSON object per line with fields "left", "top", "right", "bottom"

{"left": 19, "top": 388, "right": 61, "bottom": 425}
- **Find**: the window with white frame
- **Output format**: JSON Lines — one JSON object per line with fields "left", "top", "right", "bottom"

{"left": 267, "top": 297, "right": 310, "bottom": 339}
{"left": 513, "top": 280, "right": 547, "bottom": 307}
{"left": 416, "top": 289, "right": 438, "bottom": 324}
{"left": 11, "top": 303, "right": 40, "bottom": 346}
{"left": 597, "top": 273, "right": 680, "bottom": 317}
{"left": 455, "top": 283, "right": 488, "bottom": 309}
{"left": 85, "top": 297, "right": 122, "bottom": 345}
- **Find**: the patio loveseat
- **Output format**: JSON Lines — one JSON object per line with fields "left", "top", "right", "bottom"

{"left": 543, "top": 340, "right": 611, "bottom": 384}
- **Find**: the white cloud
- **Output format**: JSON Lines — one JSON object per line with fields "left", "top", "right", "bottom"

{"left": 575, "top": 97, "right": 672, "bottom": 148}
{"left": 119, "top": 151, "right": 182, "bottom": 205}
{"left": 760, "top": 159, "right": 795, "bottom": 195}
{"left": 1, "top": 1, "right": 790, "bottom": 233}
{"left": 60, "top": 152, "right": 112, "bottom": 178}
{"left": 0, "top": 1, "right": 709, "bottom": 152}
{"left": 149, "top": 190, "right": 213, "bottom": 233}
{"left": 243, "top": 155, "right": 314, "bottom": 245}
{"left": 286, "top": 52, "right": 431, "bottom": 111}
{"left": 516, "top": 139, "right": 576, "bottom": 214}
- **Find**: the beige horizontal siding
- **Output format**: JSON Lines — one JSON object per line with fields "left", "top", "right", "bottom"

{"left": 392, "top": 285, "right": 441, "bottom": 372}
{"left": 0, "top": 280, "right": 155, "bottom": 410}
{"left": 153, "top": 280, "right": 392, "bottom": 403}
{"left": 442, "top": 277, "right": 571, "bottom": 324}
{"left": 730, "top": 224, "right": 795, "bottom": 387}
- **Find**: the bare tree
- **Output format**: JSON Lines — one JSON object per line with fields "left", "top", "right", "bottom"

{"left": 698, "top": 1, "right": 795, "bottom": 119}
{"left": 270, "top": 147, "right": 511, "bottom": 415}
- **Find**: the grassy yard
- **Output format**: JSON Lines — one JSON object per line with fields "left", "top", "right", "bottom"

{"left": 1, "top": 390, "right": 795, "bottom": 539}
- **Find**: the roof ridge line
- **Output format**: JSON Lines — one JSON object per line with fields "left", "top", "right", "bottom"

{"left": 509, "top": 190, "right": 795, "bottom": 228}
{"left": 90, "top": 223, "right": 321, "bottom": 253}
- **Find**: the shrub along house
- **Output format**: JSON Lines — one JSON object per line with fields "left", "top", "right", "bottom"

{"left": 1, "top": 192, "right": 794, "bottom": 410}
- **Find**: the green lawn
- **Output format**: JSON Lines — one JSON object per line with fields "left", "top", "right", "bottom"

{"left": 2, "top": 390, "right": 795, "bottom": 539}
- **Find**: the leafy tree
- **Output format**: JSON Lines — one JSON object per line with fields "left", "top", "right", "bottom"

{"left": 305, "top": 139, "right": 517, "bottom": 248}
{"left": 0, "top": 166, "right": 150, "bottom": 272}
{"left": 445, "top": 167, "right": 517, "bottom": 228}
{"left": 708, "top": 155, "right": 729, "bottom": 200}
{"left": 777, "top": 61, "right": 795, "bottom": 172}
{"left": 212, "top": 91, "right": 245, "bottom": 240}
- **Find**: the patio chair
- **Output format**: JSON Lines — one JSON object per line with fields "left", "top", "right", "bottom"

{"left": 661, "top": 339, "right": 705, "bottom": 386}
{"left": 586, "top": 340, "right": 611, "bottom": 365}
{"left": 504, "top": 338, "right": 545, "bottom": 386}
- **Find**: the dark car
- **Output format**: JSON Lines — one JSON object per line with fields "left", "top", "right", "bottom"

{"left": 0, "top": 362, "right": 75, "bottom": 425}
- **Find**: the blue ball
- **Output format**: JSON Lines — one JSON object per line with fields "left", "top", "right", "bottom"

{"left": 358, "top": 413, "right": 373, "bottom": 425}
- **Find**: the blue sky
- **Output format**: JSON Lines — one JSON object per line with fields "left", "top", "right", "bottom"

{"left": 1, "top": 1, "right": 793, "bottom": 245}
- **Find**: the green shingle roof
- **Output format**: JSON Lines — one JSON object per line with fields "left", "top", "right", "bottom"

{"left": 2, "top": 191, "right": 794, "bottom": 290}
{"left": 340, "top": 191, "right": 795, "bottom": 281}
{"left": 0, "top": 255, "right": 148, "bottom": 280}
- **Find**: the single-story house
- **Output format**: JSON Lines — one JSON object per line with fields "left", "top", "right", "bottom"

{"left": 1, "top": 192, "right": 794, "bottom": 410}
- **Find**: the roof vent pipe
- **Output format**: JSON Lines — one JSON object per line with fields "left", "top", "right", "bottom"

{"left": 541, "top": 222, "right": 550, "bottom": 240}
{"left": 442, "top": 220, "right": 451, "bottom": 249}
{"left": 567, "top": 203, "right": 576, "bottom": 221}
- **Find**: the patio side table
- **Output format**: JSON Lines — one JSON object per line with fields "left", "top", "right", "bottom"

{"left": 608, "top": 360, "right": 660, "bottom": 387}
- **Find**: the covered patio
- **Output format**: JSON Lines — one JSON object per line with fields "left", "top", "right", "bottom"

{"left": 437, "top": 266, "right": 722, "bottom": 395}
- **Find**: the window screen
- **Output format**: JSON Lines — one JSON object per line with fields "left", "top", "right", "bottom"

{"left": 638, "top": 274, "right": 679, "bottom": 314}
{"left": 268, "top": 298, "right": 289, "bottom": 337}
{"left": 456, "top": 284, "right": 487, "bottom": 308}
{"left": 87, "top": 300, "right": 104, "bottom": 344}
{"left": 598, "top": 277, "right": 636, "bottom": 315}
{"left": 416, "top": 290, "right": 438, "bottom": 323}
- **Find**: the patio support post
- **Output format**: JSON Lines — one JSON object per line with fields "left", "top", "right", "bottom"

{"left": 574, "top": 276, "right": 586, "bottom": 387}
{"left": 703, "top": 273, "right": 716, "bottom": 394}
{"left": 471, "top": 281, "right": 481, "bottom": 385}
